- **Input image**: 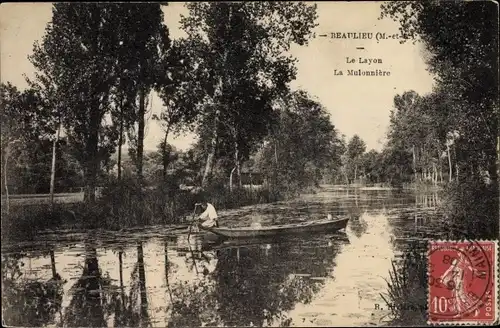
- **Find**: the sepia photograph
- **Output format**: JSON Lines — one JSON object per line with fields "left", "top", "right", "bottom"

{"left": 1, "top": 1, "right": 499, "bottom": 327}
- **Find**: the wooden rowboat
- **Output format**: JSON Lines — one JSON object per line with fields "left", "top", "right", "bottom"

{"left": 199, "top": 217, "right": 349, "bottom": 239}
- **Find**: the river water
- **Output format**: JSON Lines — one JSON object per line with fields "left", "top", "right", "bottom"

{"left": 1, "top": 186, "right": 442, "bottom": 327}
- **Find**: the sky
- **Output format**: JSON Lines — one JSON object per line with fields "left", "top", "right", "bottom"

{"left": 0, "top": 2, "right": 435, "bottom": 152}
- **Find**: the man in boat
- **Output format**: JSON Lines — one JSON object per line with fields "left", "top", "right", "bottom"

{"left": 196, "top": 202, "right": 219, "bottom": 228}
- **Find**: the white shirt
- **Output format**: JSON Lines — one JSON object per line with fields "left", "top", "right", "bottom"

{"left": 199, "top": 203, "right": 218, "bottom": 227}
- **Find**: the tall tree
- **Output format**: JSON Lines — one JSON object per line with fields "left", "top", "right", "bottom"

{"left": 1, "top": 84, "right": 53, "bottom": 211}
{"left": 256, "top": 90, "right": 342, "bottom": 191}
{"left": 380, "top": 0, "right": 499, "bottom": 240}
{"left": 30, "top": 3, "right": 126, "bottom": 204}
{"left": 381, "top": 0, "right": 498, "bottom": 185}
{"left": 176, "top": 2, "right": 318, "bottom": 187}
{"left": 30, "top": 3, "right": 171, "bottom": 204}
{"left": 346, "top": 135, "right": 366, "bottom": 182}
{"left": 361, "top": 150, "right": 383, "bottom": 184}
{"left": 119, "top": 4, "right": 171, "bottom": 185}
{"left": 26, "top": 59, "right": 67, "bottom": 207}
{"left": 154, "top": 39, "right": 201, "bottom": 180}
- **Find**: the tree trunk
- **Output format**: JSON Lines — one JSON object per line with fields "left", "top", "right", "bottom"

{"left": 202, "top": 6, "right": 232, "bottom": 188}
{"left": 83, "top": 163, "right": 98, "bottom": 205}
{"left": 137, "top": 86, "right": 146, "bottom": 184}
{"left": 437, "top": 149, "right": 443, "bottom": 183}
{"left": 343, "top": 167, "right": 349, "bottom": 185}
{"left": 50, "top": 250, "right": 57, "bottom": 279}
{"left": 118, "top": 250, "right": 124, "bottom": 289}
{"left": 50, "top": 122, "right": 62, "bottom": 210}
{"left": 83, "top": 108, "right": 100, "bottom": 205}
{"left": 234, "top": 138, "right": 241, "bottom": 188}
{"left": 274, "top": 139, "right": 279, "bottom": 166}
{"left": 433, "top": 163, "right": 437, "bottom": 186}
{"left": 447, "top": 143, "right": 452, "bottom": 182}
{"left": 229, "top": 167, "right": 236, "bottom": 193}
{"left": 162, "top": 125, "right": 171, "bottom": 180}
{"left": 412, "top": 145, "right": 417, "bottom": 182}
{"left": 3, "top": 144, "right": 10, "bottom": 215}
{"left": 117, "top": 104, "right": 124, "bottom": 181}
{"left": 453, "top": 144, "right": 459, "bottom": 181}
{"left": 354, "top": 164, "right": 357, "bottom": 182}
{"left": 202, "top": 108, "right": 220, "bottom": 187}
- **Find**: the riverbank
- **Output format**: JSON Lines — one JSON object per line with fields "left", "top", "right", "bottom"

{"left": 1, "top": 183, "right": 324, "bottom": 244}
{"left": 380, "top": 175, "right": 498, "bottom": 326}
{"left": 324, "top": 182, "right": 443, "bottom": 192}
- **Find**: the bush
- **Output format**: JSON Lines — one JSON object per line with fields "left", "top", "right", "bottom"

{"left": 381, "top": 242, "right": 427, "bottom": 326}
{"left": 438, "top": 174, "right": 498, "bottom": 239}
{"left": 2, "top": 172, "right": 316, "bottom": 240}
{"left": 1, "top": 203, "right": 78, "bottom": 242}
{"left": 96, "top": 176, "right": 196, "bottom": 227}
{"left": 196, "top": 179, "right": 283, "bottom": 211}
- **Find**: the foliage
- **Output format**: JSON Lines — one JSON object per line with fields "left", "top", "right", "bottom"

{"left": 28, "top": 3, "right": 172, "bottom": 203}
{"left": 360, "top": 150, "right": 384, "bottom": 184}
{"left": 381, "top": 242, "right": 427, "bottom": 326}
{"left": 1, "top": 84, "right": 57, "bottom": 194}
{"left": 28, "top": 4, "right": 122, "bottom": 203}
{"left": 256, "top": 91, "right": 342, "bottom": 193}
{"left": 1, "top": 83, "right": 53, "bottom": 147}
{"left": 380, "top": 0, "right": 498, "bottom": 236}
{"left": 380, "top": 0, "right": 498, "bottom": 181}
{"left": 1, "top": 203, "right": 82, "bottom": 243}
{"left": 379, "top": 2, "right": 498, "bottom": 326}
{"left": 175, "top": 2, "right": 318, "bottom": 185}
{"left": 1, "top": 255, "right": 65, "bottom": 327}
{"left": 344, "top": 135, "right": 366, "bottom": 183}
{"left": 439, "top": 174, "right": 498, "bottom": 240}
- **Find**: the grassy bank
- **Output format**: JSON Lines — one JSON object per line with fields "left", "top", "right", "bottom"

{"left": 381, "top": 242, "right": 427, "bottom": 326}
{"left": 382, "top": 175, "right": 498, "bottom": 325}
{"left": 1, "top": 180, "right": 294, "bottom": 244}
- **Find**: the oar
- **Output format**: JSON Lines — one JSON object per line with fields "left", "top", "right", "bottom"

{"left": 187, "top": 204, "right": 199, "bottom": 241}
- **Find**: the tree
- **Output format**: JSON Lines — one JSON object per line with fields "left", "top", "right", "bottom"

{"left": 154, "top": 39, "right": 201, "bottom": 180}
{"left": 30, "top": 4, "right": 126, "bottom": 204}
{"left": 1, "top": 83, "right": 54, "bottom": 211}
{"left": 176, "top": 2, "right": 318, "bottom": 187}
{"left": 381, "top": 0, "right": 498, "bottom": 239}
{"left": 29, "top": 3, "right": 171, "bottom": 204}
{"left": 380, "top": 0, "right": 498, "bottom": 185}
{"left": 346, "top": 135, "right": 366, "bottom": 183}
{"left": 118, "top": 4, "right": 171, "bottom": 185}
{"left": 256, "top": 90, "right": 342, "bottom": 192}
{"left": 26, "top": 60, "right": 67, "bottom": 208}
{"left": 361, "top": 150, "right": 383, "bottom": 184}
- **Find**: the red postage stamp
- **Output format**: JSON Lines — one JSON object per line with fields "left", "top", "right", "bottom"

{"left": 428, "top": 240, "right": 498, "bottom": 325}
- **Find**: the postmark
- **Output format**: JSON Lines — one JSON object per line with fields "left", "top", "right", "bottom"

{"left": 428, "top": 240, "right": 498, "bottom": 325}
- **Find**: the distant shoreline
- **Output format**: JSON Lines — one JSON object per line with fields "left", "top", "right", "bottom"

{"left": 321, "top": 184, "right": 443, "bottom": 192}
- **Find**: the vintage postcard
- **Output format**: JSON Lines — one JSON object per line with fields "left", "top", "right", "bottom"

{"left": 1, "top": 1, "right": 499, "bottom": 327}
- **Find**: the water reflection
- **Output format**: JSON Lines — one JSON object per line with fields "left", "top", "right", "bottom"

{"left": 62, "top": 242, "right": 113, "bottom": 327}
{"left": 166, "top": 234, "right": 348, "bottom": 327}
{"left": 1, "top": 189, "right": 441, "bottom": 327}
{"left": 2, "top": 250, "right": 64, "bottom": 327}
{"left": 216, "top": 236, "right": 347, "bottom": 327}
{"left": 112, "top": 243, "right": 151, "bottom": 327}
